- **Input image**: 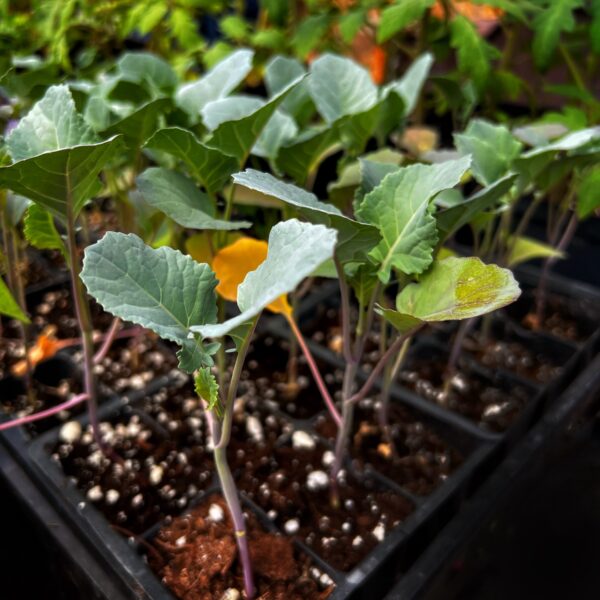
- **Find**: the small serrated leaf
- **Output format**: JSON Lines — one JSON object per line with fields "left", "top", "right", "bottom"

{"left": 195, "top": 367, "right": 222, "bottom": 417}
{"left": 23, "top": 204, "right": 67, "bottom": 258}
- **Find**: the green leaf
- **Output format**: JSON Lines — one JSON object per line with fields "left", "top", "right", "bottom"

{"left": 0, "top": 137, "right": 123, "bottom": 222}
{"left": 232, "top": 169, "right": 380, "bottom": 263}
{"left": 5, "top": 193, "right": 31, "bottom": 226}
{"left": 252, "top": 110, "right": 298, "bottom": 162}
{"left": 379, "top": 256, "right": 521, "bottom": 331}
{"left": 81, "top": 232, "right": 219, "bottom": 373}
{"left": 195, "top": 367, "right": 222, "bottom": 416}
{"left": 577, "top": 167, "right": 600, "bottom": 219}
{"left": 506, "top": 235, "right": 565, "bottom": 268}
{"left": 117, "top": 52, "right": 178, "bottom": 95}
{"left": 176, "top": 49, "right": 254, "bottom": 118}
{"left": 454, "top": 119, "right": 523, "bottom": 185}
{"left": 592, "top": 0, "right": 600, "bottom": 54}
{"left": 377, "top": 0, "right": 434, "bottom": 43}
{"left": 308, "top": 54, "right": 378, "bottom": 124}
{"left": 450, "top": 16, "right": 497, "bottom": 91}
{"left": 191, "top": 219, "right": 337, "bottom": 338}
{"left": 532, "top": 0, "right": 582, "bottom": 69}
{"left": 354, "top": 158, "right": 402, "bottom": 215}
{"left": 349, "top": 262, "right": 379, "bottom": 306}
{"left": 276, "top": 125, "right": 342, "bottom": 184}
{"left": 102, "top": 98, "right": 171, "bottom": 148}
{"left": 339, "top": 10, "right": 366, "bottom": 44}
{"left": 0, "top": 276, "right": 29, "bottom": 323}
{"left": 356, "top": 156, "right": 471, "bottom": 282}
{"left": 136, "top": 167, "right": 251, "bottom": 231}
{"left": 201, "top": 95, "right": 263, "bottom": 130}
{"left": 292, "top": 14, "right": 331, "bottom": 59}
{"left": 436, "top": 173, "right": 517, "bottom": 243}
{"left": 144, "top": 127, "right": 239, "bottom": 194}
{"left": 23, "top": 204, "right": 66, "bottom": 257}
{"left": 6, "top": 85, "right": 97, "bottom": 161}
{"left": 264, "top": 55, "right": 313, "bottom": 124}
{"left": 206, "top": 76, "right": 305, "bottom": 163}
{"left": 383, "top": 53, "right": 433, "bottom": 115}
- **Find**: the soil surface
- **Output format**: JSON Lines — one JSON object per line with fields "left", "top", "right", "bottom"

{"left": 398, "top": 350, "right": 532, "bottom": 432}
{"left": 315, "top": 401, "right": 464, "bottom": 494}
{"left": 149, "top": 495, "right": 334, "bottom": 600}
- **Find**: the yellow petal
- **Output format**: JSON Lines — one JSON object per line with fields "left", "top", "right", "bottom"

{"left": 212, "top": 237, "right": 292, "bottom": 315}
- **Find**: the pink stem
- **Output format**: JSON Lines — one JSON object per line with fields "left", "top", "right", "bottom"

{"left": 93, "top": 317, "right": 121, "bottom": 364}
{"left": 0, "top": 393, "right": 89, "bottom": 431}
{"left": 286, "top": 314, "right": 342, "bottom": 428}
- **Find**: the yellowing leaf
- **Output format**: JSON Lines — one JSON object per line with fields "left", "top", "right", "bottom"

{"left": 212, "top": 237, "right": 292, "bottom": 315}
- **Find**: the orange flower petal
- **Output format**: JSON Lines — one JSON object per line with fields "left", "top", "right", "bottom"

{"left": 212, "top": 237, "right": 292, "bottom": 315}
{"left": 11, "top": 326, "right": 61, "bottom": 377}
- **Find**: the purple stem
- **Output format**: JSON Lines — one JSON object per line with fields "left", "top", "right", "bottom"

{"left": 93, "top": 317, "right": 121, "bottom": 364}
{"left": 286, "top": 315, "right": 341, "bottom": 427}
{"left": 0, "top": 393, "right": 88, "bottom": 431}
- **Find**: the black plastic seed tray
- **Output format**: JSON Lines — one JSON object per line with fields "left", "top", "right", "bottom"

{"left": 23, "top": 342, "right": 493, "bottom": 600}
{"left": 384, "top": 346, "right": 600, "bottom": 600}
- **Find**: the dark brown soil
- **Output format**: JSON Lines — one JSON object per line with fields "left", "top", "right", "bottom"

{"left": 398, "top": 352, "right": 532, "bottom": 432}
{"left": 149, "top": 495, "right": 334, "bottom": 600}
{"left": 315, "top": 401, "right": 464, "bottom": 494}
{"left": 56, "top": 384, "right": 215, "bottom": 534}
{"left": 242, "top": 335, "right": 342, "bottom": 420}
{"left": 235, "top": 436, "right": 414, "bottom": 572}
{"left": 509, "top": 292, "right": 600, "bottom": 344}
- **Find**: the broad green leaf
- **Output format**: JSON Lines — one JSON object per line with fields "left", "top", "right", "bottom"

{"left": 6, "top": 85, "right": 97, "bottom": 161}
{"left": 195, "top": 367, "right": 222, "bottom": 416}
{"left": 137, "top": 168, "right": 250, "bottom": 231}
{"left": 337, "top": 102, "right": 383, "bottom": 155}
{"left": 201, "top": 95, "right": 263, "bottom": 131}
{"left": 292, "top": 14, "right": 331, "bottom": 58}
{"left": 81, "top": 232, "right": 219, "bottom": 373}
{"left": 532, "top": 0, "right": 582, "bottom": 69}
{"left": 356, "top": 156, "right": 471, "bottom": 282}
{"left": 276, "top": 125, "right": 342, "bottom": 184}
{"left": 379, "top": 257, "right": 521, "bottom": 332}
{"left": 117, "top": 52, "right": 178, "bottom": 95}
{"left": 0, "top": 277, "right": 29, "bottom": 323}
{"left": 0, "top": 137, "right": 123, "bottom": 222}
{"left": 506, "top": 235, "right": 565, "bottom": 268}
{"left": 308, "top": 54, "right": 378, "bottom": 124}
{"left": 176, "top": 49, "right": 254, "bottom": 118}
{"left": 383, "top": 53, "right": 433, "bottom": 115}
{"left": 513, "top": 123, "right": 568, "bottom": 147}
{"left": 191, "top": 219, "right": 337, "bottom": 338}
{"left": 377, "top": 1, "right": 434, "bottom": 43}
{"left": 264, "top": 55, "right": 313, "bottom": 124}
{"left": 232, "top": 169, "right": 380, "bottom": 263}
{"left": 252, "top": 110, "right": 298, "bottom": 162}
{"left": 23, "top": 204, "right": 66, "bottom": 257}
{"left": 454, "top": 119, "right": 522, "bottom": 185}
{"left": 102, "top": 98, "right": 171, "bottom": 148}
{"left": 577, "top": 167, "right": 600, "bottom": 219}
{"left": 353, "top": 159, "right": 401, "bottom": 215}
{"left": 450, "top": 16, "right": 497, "bottom": 91}
{"left": 436, "top": 173, "right": 517, "bottom": 243}
{"left": 206, "top": 76, "right": 304, "bottom": 163}
{"left": 144, "top": 127, "right": 239, "bottom": 194}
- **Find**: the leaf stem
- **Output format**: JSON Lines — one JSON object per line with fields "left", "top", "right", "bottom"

{"left": 93, "top": 317, "right": 121, "bottom": 364}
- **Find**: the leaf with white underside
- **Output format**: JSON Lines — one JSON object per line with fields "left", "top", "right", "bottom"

{"left": 81, "top": 232, "right": 219, "bottom": 372}
{"left": 1, "top": 84, "right": 123, "bottom": 221}
{"left": 232, "top": 169, "right": 379, "bottom": 263}
{"left": 137, "top": 168, "right": 250, "bottom": 231}
{"left": 191, "top": 220, "right": 337, "bottom": 338}
{"left": 383, "top": 52, "right": 433, "bottom": 115}
{"left": 454, "top": 119, "right": 522, "bottom": 185}
{"left": 23, "top": 204, "right": 67, "bottom": 257}
{"left": 378, "top": 257, "right": 521, "bottom": 333}
{"left": 308, "top": 54, "right": 378, "bottom": 124}
{"left": 6, "top": 85, "right": 97, "bottom": 161}
{"left": 144, "top": 127, "right": 239, "bottom": 194}
{"left": 0, "top": 277, "right": 29, "bottom": 323}
{"left": 206, "top": 76, "right": 305, "bottom": 163}
{"left": 176, "top": 49, "right": 254, "bottom": 118}
{"left": 356, "top": 156, "right": 471, "bottom": 283}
